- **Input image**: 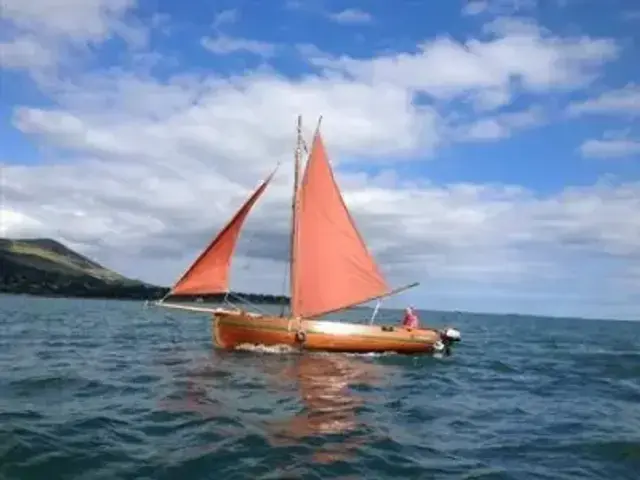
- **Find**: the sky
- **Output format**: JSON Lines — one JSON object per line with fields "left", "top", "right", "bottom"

{"left": 0, "top": 0, "right": 639, "bottom": 320}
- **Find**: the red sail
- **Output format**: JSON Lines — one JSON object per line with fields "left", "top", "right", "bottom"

{"left": 169, "top": 168, "right": 276, "bottom": 296}
{"left": 291, "top": 131, "right": 390, "bottom": 318}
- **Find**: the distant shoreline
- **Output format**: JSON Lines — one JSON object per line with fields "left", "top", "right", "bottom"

{"left": 0, "top": 289, "right": 290, "bottom": 305}
{"left": 0, "top": 291, "right": 631, "bottom": 323}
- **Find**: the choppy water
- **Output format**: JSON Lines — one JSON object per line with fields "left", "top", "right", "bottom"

{"left": 1, "top": 294, "right": 639, "bottom": 479}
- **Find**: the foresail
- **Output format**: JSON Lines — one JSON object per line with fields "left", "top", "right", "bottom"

{"left": 168, "top": 167, "right": 277, "bottom": 296}
{"left": 291, "top": 129, "right": 390, "bottom": 318}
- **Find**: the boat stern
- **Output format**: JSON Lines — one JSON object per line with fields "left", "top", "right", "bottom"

{"left": 436, "top": 327, "right": 461, "bottom": 356}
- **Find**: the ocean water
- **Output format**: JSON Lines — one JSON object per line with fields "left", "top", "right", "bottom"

{"left": 0, "top": 294, "right": 639, "bottom": 480}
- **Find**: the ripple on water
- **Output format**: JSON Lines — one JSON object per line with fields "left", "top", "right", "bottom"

{"left": 1, "top": 296, "right": 640, "bottom": 479}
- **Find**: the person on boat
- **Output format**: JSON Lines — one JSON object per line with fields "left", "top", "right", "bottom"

{"left": 402, "top": 306, "right": 420, "bottom": 329}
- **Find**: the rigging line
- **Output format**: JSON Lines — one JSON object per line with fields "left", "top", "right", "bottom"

{"left": 227, "top": 291, "right": 269, "bottom": 314}
{"left": 229, "top": 161, "right": 283, "bottom": 313}
{"left": 279, "top": 260, "right": 289, "bottom": 317}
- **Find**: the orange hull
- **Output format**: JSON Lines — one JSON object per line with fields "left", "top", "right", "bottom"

{"left": 212, "top": 309, "right": 452, "bottom": 354}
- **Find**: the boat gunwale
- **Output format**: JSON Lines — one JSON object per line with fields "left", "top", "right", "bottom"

{"left": 213, "top": 308, "right": 444, "bottom": 345}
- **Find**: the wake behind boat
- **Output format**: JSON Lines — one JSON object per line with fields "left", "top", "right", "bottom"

{"left": 155, "top": 116, "right": 461, "bottom": 355}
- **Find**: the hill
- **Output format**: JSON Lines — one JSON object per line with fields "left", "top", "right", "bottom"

{"left": 0, "top": 238, "right": 164, "bottom": 300}
{"left": 0, "top": 238, "right": 289, "bottom": 304}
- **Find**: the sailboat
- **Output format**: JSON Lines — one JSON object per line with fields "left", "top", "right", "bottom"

{"left": 156, "top": 116, "right": 461, "bottom": 355}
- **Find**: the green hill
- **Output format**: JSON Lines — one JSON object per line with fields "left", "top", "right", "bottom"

{"left": 0, "top": 238, "right": 165, "bottom": 299}
{"left": 0, "top": 237, "right": 289, "bottom": 304}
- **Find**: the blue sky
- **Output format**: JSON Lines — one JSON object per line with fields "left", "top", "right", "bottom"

{"left": 6, "top": 0, "right": 639, "bottom": 186}
{"left": 1, "top": 0, "right": 639, "bottom": 320}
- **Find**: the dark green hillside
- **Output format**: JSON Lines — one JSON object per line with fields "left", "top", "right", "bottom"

{"left": 0, "top": 237, "right": 289, "bottom": 304}
{"left": 0, "top": 238, "right": 164, "bottom": 299}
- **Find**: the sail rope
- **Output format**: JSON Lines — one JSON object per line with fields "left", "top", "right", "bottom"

{"left": 228, "top": 164, "right": 292, "bottom": 316}
{"left": 227, "top": 220, "right": 269, "bottom": 314}
{"left": 278, "top": 260, "right": 289, "bottom": 317}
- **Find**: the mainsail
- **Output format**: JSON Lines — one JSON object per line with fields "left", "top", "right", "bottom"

{"left": 167, "top": 167, "right": 278, "bottom": 296}
{"left": 290, "top": 129, "right": 391, "bottom": 318}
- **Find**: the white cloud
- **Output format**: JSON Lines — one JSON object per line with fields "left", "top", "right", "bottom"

{"left": 213, "top": 8, "right": 239, "bottom": 29}
{"left": 202, "top": 7, "right": 275, "bottom": 58}
{"left": 328, "top": 9, "right": 373, "bottom": 25}
{"left": 469, "top": 87, "right": 513, "bottom": 111}
{"left": 462, "top": 1, "right": 490, "bottom": 16}
{"left": 0, "top": 36, "right": 58, "bottom": 69}
{"left": 11, "top": 71, "right": 441, "bottom": 171}
{"left": 201, "top": 35, "right": 277, "bottom": 57}
{"left": 0, "top": 208, "right": 44, "bottom": 237}
{"left": 580, "top": 138, "right": 640, "bottom": 159}
{"left": 309, "top": 16, "right": 618, "bottom": 101}
{"left": 1, "top": 0, "right": 135, "bottom": 39}
{"left": 456, "top": 106, "right": 544, "bottom": 141}
{"left": 462, "top": 0, "right": 538, "bottom": 16}
{"left": 0, "top": 0, "right": 141, "bottom": 72}
{"left": 567, "top": 84, "right": 640, "bottom": 116}
{"left": 568, "top": 85, "right": 640, "bottom": 164}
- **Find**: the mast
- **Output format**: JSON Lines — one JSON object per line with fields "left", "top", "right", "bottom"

{"left": 287, "top": 115, "right": 303, "bottom": 315}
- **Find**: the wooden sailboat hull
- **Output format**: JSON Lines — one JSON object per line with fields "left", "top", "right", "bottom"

{"left": 212, "top": 309, "right": 455, "bottom": 354}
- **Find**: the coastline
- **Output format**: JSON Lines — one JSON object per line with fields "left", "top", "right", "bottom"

{"left": 0, "top": 288, "right": 290, "bottom": 305}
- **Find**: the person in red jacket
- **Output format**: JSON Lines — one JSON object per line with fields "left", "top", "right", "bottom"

{"left": 401, "top": 306, "right": 419, "bottom": 329}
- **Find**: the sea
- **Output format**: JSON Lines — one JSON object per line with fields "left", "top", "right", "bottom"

{"left": 0, "top": 294, "right": 639, "bottom": 480}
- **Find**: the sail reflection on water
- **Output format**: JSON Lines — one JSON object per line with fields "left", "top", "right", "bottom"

{"left": 263, "top": 352, "right": 386, "bottom": 464}
{"left": 157, "top": 350, "right": 388, "bottom": 465}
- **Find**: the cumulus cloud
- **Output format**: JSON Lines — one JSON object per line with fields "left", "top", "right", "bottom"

{"left": 0, "top": 36, "right": 58, "bottom": 69}
{"left": 309, "top": 16, "right": 618, "bottom": 101}
{"left": 202, "top": 8, "right": 275, "bottom": 57}
{"left": 328, "top": 9, "right": 373, "bottom": 25}
{"left": 567, "top": 84, "right": 640, "bottom": 116}
{"left": 1, "top": 2, "right": 638, "bottom": 318}
{"left": 201, "top": 35, "right": 277, "bottom": 57}
{"left": 463, "top": 1, "right": 490, "bottom": 16}
{"left": 579, "top": 137, "right": 640, "bottom": 158}
{"left": 212, "top": 8, "right": 239, "bottom": 29}
{"left": 462, "top": 0, "right": 538, "bottom": 17}
{"left": 1, "top": 0, "right": 135, "bottom": 39}
{"left": 455, "top": 106, "right": 545, "bottom": 141}
{"left": 0, "top": 0, "right": 141, "bottom": 73}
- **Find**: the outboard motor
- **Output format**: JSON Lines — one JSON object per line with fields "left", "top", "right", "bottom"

{"left": 439, "top": 327, "right": 461, "bottom": 356}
